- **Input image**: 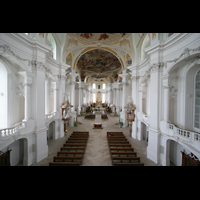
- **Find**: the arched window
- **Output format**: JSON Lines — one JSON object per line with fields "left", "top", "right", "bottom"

{"left": 93, "top": 93, "right": 96, "bottom": 103}
{"left": 195, "top": 70, "right": 200, "bottom": 129}
{"left": 102, "top": 93, "right": 105, "bottom": 103}
{"left": 141, "top": 34, "right": 150, "bottom": 62}
{"left": 46, "top": 33, "right": 56, "bottom": 60}
{"left": 0, "top": 62, "right": 8, "bottom": 129}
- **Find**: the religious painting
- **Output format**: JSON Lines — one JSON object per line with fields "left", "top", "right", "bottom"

{"left": 98, "top": 85, "right": 100, "bottom": 89}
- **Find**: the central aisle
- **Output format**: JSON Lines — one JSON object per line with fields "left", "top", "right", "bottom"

{"left": 31, "top": 114, "right": 161, "bottom": 166}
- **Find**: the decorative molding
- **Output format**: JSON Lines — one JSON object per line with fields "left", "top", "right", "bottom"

{"left": 67, "top": 38, "right": 79, "bottom": 48}
{"left": 0, "top": 44, "right": 31, "bottom": 65}
{"left": 149, "top": 62, "right": 164, "bottom": 73}
{"left": 17, "top": 82, "right": 25, "bottom": 96}
{"left": 166, "top": 46, "right": 200, "bottom": 66}
{"left": 162, "top": 85, "right": 172, "bottom": 90}
{"left": 169, "top": 86, "right": 177, "bottom": 99}
{"left": 131, "top": 76, "right": 140, "bottom": 81}
{"left": 120, "top": 39, "right": 131, "bottom": 49}
{"left": 57, "top": 75, "right": 66, "bottom": 80}
{"left": 23, "top": 83, "right": 32, "bottom": 87}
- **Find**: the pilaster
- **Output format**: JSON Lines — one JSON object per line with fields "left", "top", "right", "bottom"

{"left": 119, "top": 73, "right": 130, "bottom": 128}
{"left": 69, "top": 72, "right": 78, "bottom": 126}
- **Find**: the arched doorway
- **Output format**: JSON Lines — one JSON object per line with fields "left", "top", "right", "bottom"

{"left": 47, "top": 121, "right": 55, "bottom": 140}
{"left": 141, "top": 122, "right": 148, "bottom": 142}
{"left": 166, "top": 139, "right": 191, "bottom": 166}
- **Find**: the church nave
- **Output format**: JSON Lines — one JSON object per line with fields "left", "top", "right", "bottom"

{"left": 31, "top": 115, "right": 160, "bottom": 166}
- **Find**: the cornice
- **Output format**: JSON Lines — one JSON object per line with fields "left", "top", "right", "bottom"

{"left": 145, "top": 33, "right": 189, "bottom": 55}
{"left": 8, "top": 33, "right": 52, "bottom": 53}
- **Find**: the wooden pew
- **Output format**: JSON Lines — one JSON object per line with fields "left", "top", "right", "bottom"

{"left": 107, "top": 131, "right": 144, "bottom": 166}
{"left": 49, "top": 132, "right": 89, "bottom": 166}
{"left": 111, "top": 152, "right": 138, "bottom": 157}
{"left": 57, "top": 151, "right": 84, "bottom": 156}
{"left": 49, "top": 162, "right": 81, "bottom": 166}
{"left": 53, "top": 156, "right": 83, "bottom": 163}
{"left": 113, "top": 163, "right": 144, "bottom": 166}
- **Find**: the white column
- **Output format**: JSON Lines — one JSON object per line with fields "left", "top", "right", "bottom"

{"left": 115, "top": 84, "right": 120, "bottom": 114}
{"left": 138, "top": 83, "right": 143, "bottom": 114}
{"left": 163, "top": 86, "right": 170, "bottom": 122}
{"left": 109, "top": 84, "right": 112, "bottom": 104}
{"left": 52, "top": 82, "right": 58, "bottom": 112}
{"left": 78, "top": 82, "right": 85, "bottom": 114}
{"left": 33, "top": 62, "right": 48, "bottom": 163}
{"left": 147, "top": 63, "right": 161, "bottom": 164}
{"left": 131, "top": 76, "right": 139, "bottom": 139}
{"left": 58, "top": 73, "right": 66, "bottom": 138}
{"left": 18, "top": 71, "right": 33, "bottom": 121}
{"left": 69, "top": 72, "right": 78, "bottom": 126}
{"left": 45, "top": 78, "right": 50, "bottom": 114}
{"left": 119, "top": 73, "right": 130, "bottom": 127}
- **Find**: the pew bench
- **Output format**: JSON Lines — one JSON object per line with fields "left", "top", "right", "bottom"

{"left": 63, "top": 143, "right": 87, "bottom": 147}
{"left": 57, "top": 151, "right": 84, "bottom": 156}
{"left": 113, "top": 163, "right": 144, "bottom": 166}
{"left": 53, "top": 156, "right": 83, "bottom": 163}
{"left": 49, "top": 162, "right": 81, "bottom": 166}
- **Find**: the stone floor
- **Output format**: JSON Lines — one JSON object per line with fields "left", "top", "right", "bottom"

{"left": 31, "top": 114, "right": 162, "bottom": 166}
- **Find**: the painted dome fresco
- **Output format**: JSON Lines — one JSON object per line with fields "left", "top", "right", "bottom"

{"left": 77, "top": 49, "right": 122, "bottom": 82}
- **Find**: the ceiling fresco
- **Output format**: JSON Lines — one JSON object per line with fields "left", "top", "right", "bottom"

{"left": 76, "top": 49, "right": 122, "bottom": 82}
{"left": 70, "top": 33, "right": 130, "bottom": 44}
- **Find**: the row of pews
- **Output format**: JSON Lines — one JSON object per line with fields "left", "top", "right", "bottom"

{"left": 107, "top": 132, "right": 144, "bottom": 166}
{"left": 49, "top": 131, "right": 89, "bottom": 166}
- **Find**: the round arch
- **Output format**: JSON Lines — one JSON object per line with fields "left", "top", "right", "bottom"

{"left": 140, "top": 33, "right": 150, "bottom": 62}
{"left": 73, "top": 47, "right": 125, "bottom": 71}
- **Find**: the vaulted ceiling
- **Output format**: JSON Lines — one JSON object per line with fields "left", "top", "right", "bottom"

{"left": 64, "top": 33, "right": 147, "bottom": 84}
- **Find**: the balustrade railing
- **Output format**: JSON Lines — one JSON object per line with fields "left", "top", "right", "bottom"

{"left": 0, "top": 121, "right": 26, "bottom": 139}
{"left": 45, "top": 111, "right": 56, "bottom": 120}
{"left": 168, "top": 123, "right": 200, "bottom": 148}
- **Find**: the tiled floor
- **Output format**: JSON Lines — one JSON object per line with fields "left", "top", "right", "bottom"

{"left": 31, "top": 114, "right": 162, "bottom": 166}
